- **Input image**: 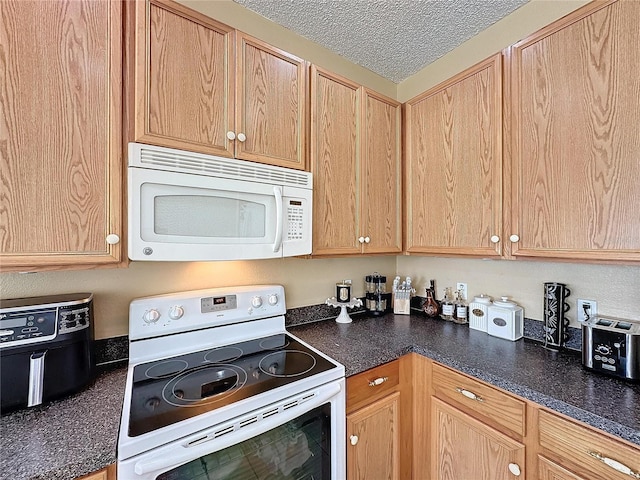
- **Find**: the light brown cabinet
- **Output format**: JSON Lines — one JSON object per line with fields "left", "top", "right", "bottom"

{"left": 346, "top": 359, "right": 409, "bottom": 480}
{"left": 347, "top": 391, "right": 401, "bottom": 480}
{"left": 538, "top": 409, "right": 640, "bottom": 480}
{"left": 310, "top": 66, "right": 401, "bottom": 256}
{"left": 430, "top": 363, "right": 526, "bottom": 480}
{"left": 76, "top": 464, "right": 116, "bottom": 480}
{"left": 133, "top": 0, "right": 307, "bottom": 170}
{"left": 506, "top": 0, "right": 640, "bottom": 262}
{"left": 431, "top": 397, "right": 525, "bottom": 480}
{"left": 404, "top": 54, "right": 502, "bottom": 257}
{"left": 0, "top": 0, "right": 123, "bottom": 272}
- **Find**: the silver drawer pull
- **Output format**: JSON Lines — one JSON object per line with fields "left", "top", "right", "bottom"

{"left": 588, "top": 452, "right": 640, "bottom": 478}
{"left": 368, "top": 377, "right": 388, "bottom": 387}
{"left": 455, "top": 387, "right": 484, "bottom": 402}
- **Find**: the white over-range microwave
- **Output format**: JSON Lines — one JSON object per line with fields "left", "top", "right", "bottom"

{"left": 128, "top": 143, "right": 312, "bottom": 261}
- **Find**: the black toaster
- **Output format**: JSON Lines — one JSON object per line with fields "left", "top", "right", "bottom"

{"left": 0, "top": 293, "right": 95, "bottom": 412}
{"left": 582, "top": 316, "right": 640, "bottom": 381}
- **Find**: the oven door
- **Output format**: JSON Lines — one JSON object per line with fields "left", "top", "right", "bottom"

{"left": 118, "top": 380, "right": 345, "bottom": 480}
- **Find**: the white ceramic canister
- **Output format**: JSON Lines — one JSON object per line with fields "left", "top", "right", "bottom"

{"left": 487, "top": 296, "right": 524, "bottom": 341}
{"left": 469, "top": 294, "right": 492, "bottom": 332}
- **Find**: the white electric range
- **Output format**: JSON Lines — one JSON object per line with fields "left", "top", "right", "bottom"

{"left": 117, "top": 285, "right": 345, "bottom": 480}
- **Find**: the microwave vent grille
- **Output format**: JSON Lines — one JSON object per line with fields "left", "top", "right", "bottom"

{"left": 139, "top": 149, "right": 311, "bottom": 188}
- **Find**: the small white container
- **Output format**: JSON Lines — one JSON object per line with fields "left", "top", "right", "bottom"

{"left": 487, "top": 296, "right": 524, "bottom": 341}
{"left": 469, "top": 294, "right": 492, "bottom": 332}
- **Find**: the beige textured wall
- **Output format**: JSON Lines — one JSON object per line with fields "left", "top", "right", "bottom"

{"left": 0, "top": 257, "right": 396, "bottom": 339}
{"left": 397, "top": 256, "right": 640, "bottom": 328}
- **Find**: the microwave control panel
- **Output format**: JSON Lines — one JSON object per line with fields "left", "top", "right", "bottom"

{"left": 287, "top": 200, "right": 304, "bottom": 241}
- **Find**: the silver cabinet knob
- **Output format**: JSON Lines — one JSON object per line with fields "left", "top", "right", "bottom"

{"left": 106, "top": 234, "right": 120, "bottom": 245}
{"left": 490, "top": 235, "right": 500, "bottom": 243}
{"left": 349, "top": 435, "right": 358, "bottom": 446}
{"left": 364, "top": 236, "right": 370, "bottom": 244}
{"left": 508, "top": 463, "right": 521, "bottom": 476}
{"left": 237, "top": 132, "right": 247, "bottom": 142}
{"left": 358, "top": 236, "right": 365, "bottom": 244}
{"left": 226, "top": 131, "right": 236, "bottom": 140}
{"left": 509, "top": 234, "right": 520, "bottom": 243}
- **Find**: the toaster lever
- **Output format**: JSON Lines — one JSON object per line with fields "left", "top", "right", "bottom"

{"left": 27, "top": 351, "right": 47, "bottom": 407}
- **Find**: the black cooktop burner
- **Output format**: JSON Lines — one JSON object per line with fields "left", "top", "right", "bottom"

{"left": 129, "top": 334, "right": 336, "bottom": 437}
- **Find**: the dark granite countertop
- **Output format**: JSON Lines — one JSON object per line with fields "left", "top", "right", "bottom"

{"left": 0, "top": 365, "right": 126, "bottom": 480}
{"left": 289, "top": 312, "right": 640, "bottom": 447}
{"left": 2, "top": 313, "right": 639, "bottom": 480}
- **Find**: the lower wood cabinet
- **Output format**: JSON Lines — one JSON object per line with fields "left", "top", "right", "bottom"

{"left": 346, "top": 358, "right": 410, "bottom": 480}
{"left": 347, "top": 355, "right": 640, "bottom": 480}
{"left": 538, "top": 456, "right": 587, "bottom": 480}
{"left": 347, "top": 391, "right": 400, "bottom": 480}
{"left": 431, "top": 397, "right": 525, "bottom": 479}
{"left": 76, "top": 464, "right": 116, "bottom": 480}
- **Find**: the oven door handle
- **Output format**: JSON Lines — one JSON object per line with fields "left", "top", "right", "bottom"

{"left": 273, "top": 186, "right": 283, "bottom": 253}
{"left": 134, "top": 382, "right": 342, "bottom": 476}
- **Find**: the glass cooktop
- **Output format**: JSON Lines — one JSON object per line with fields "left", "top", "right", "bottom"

{"left": 128, "top": 334, "right": 337, "bottom": 436}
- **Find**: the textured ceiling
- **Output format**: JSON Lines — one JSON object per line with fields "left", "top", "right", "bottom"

{"left": 233, "top": 0, "right": 528, "bottom": 83}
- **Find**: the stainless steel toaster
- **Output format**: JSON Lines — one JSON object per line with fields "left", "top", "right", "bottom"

{"left": 581, "top": 316, "right": 640, "bottom": 381}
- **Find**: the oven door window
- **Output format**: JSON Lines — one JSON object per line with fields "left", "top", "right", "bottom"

{"left": 157, "top": 404, "right": 331, "bottom": 480}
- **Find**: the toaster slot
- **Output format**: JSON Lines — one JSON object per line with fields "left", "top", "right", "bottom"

{"left": 614, "top": 322, "right": 632, "bottom": 330}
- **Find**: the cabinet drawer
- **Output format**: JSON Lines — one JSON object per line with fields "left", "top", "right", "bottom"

{"left": 347, "top": 360, "right": 399, "bottom": 410}
{"left": 539, "top": 410, "right": 640, "bottom": 480}
{"left": 432, "top": 363, "right": 525, "bottom": 436}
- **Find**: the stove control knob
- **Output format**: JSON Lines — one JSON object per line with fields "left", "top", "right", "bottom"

{"left": 267, "top": 294, "right": 279, "bottom": 306}
{"left": 596, "top": 344, "right": 611, "bottom": 356}
{"left": 168, "top": 306, "right": 184, "bottom": 320}
{"left": 143, "top": 309, "right": 161, "bottom": 324}
{"left": 251, "top": 296, "right": 263, "bottom": 308}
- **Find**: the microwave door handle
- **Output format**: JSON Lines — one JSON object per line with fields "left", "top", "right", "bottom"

{"left": 28, "top": 351, "right": 47, "bottom": 407}
{"left": 273, "top": 186, "right": 283, "bottom": 253}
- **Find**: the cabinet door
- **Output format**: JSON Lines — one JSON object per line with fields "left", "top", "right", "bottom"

{"left": 236, "top": 33, "right": 307, "bottom": 170}
{"left": 0, "top": 0, "right": 123, "bottom": 271}
{"left": 538, "top": 456, "right": 587, "bottom": 480}
{"left": 347, "top": 392, "right": 400, "bottom": 480}
{"left": 361, "top": 89, "right": 402, "bottom": 254}
{"left": 431, "top": 398, "right": 525, "bottom": 480}
{"left": 404, "top": 54, "right": 502, "bottom": 257}
{"left": 310, "top": 66, "right": 361, "bottom": 255}
{"left": 134, "top": 0, "right": 234, "bottom": 157}
{"left": 508, "top": 0, "right": 640, "bottom": 262}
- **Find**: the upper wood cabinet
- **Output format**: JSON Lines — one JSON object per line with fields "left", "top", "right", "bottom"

{"left": 311, "top": 66, "right": 401, "bottom": 256}
{"left": 507, "top": 0, "right": 640, "bottom": 262}
{"left": 133, "top": 0, "right": 307, "bottom": 170}
{"left": 404, "top": 54, "right": 503, "bottom": 257}
{"left": 0, "top": 0, "right": 123, "bottom": 271}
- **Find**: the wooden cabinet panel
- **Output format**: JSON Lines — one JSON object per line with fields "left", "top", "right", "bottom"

{"left": 310, "top": 66, "right": 361, "bottom": 255}
{"left": 538, "top": 456, "right": 587, "bottom": 480}
{"left": 347, "top": 360, "right": 399, "bottom": 412}
{"left": 0, "top": 0, "right": 123, "bottom": 270}
{"left": 134, "top": 1, "right": 306, "bottom": 170}
{"left": 432, "top": 363, "right": 526, "bottom": 436}
{"left": 508, "top": 0, "right": 640, "bottom": 261}
{"left": 310, "top": 67, "right": 402, "bottom": 256}
{"left": 432, "top": 397, "right": 525, "bottom": 480}
{"left": 404, "top": 54, "right": 502, "bottom": 257}
{"left": 236, "top": 33, "right": 307, "bottom": 169}
{"left": 538, "top": 409, "right": 640, "bottom": 480}
{"left": 76, "top": 464, "right": 116, "bottom": 480}
{"left": 347, "top": 392, "right": 400, "bottom": 480}
{"left": 134, "top": 0, "right": 234, "bottom": 157}
{"left": 361, "top": 89, "right": 402, "bottom": 254}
